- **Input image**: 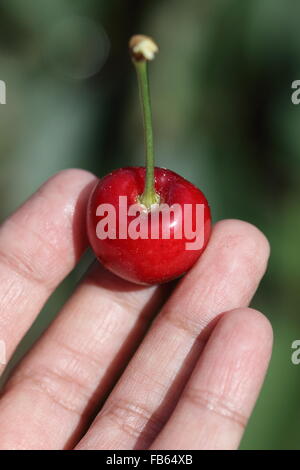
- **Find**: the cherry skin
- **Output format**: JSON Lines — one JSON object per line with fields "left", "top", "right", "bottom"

{"left": 87, "top": 166, "right": 211, "bottom": 285}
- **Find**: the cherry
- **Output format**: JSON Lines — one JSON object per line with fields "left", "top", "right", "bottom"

{"left": 87, "top": 35, "right": 211, "bottom": 285}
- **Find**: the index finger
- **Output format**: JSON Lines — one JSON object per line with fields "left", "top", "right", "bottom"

{"left": 0, "top": 169, "right": 97, "bottom": 370}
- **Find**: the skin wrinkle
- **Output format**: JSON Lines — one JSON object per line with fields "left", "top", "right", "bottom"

{"left": 160, "top": 307, "right": 211, "bottom": 339}
{"left": 0, "top": 246, "right": 53, "bottom": 294}
{"left": 59, "top": 319, "right": 123, "bottom": 375}
{"left": 0, "top": 275, "right": 31, "bottom": 320}
{"left": 53, "top": 289, "right": 151, "bottom": 355}
{"left": 102, "top": 398, "right": 165, "bottom": 441}
{"left": 127, "top": 362, "right": 173, "bottom": 396}
{"left": 12, "top": 368, "right": 88, "bottom": 417}
{"left": 183, "top": 387, "right": 247, "bottom": 429}
{"left": 15, "top": 301, "right": 141, "bottom": 393}
{"left": 224, "top": 346, "right": 271, "bottom": 408}
{"left": 94, "top": 295, "right": 149, "bottom": 334}
{"left": 89, "top": 302, "right": 121, "bottom": 345}
{"left": 0, "top": 275, "right": 44, "bottom": 367}
{"left": 58, "top": 305, "right": 123, "bottom": 351}
{"left": 84, "top": 265, "right": 160, "bottom": 324}
{"left": 1, "top": 218, "right": 72, "bottom": 289}
{"left": 46, "top": 336, "right": 106, "bottom": 385}
{"left": 108, "top": 289, "right": 157, "bottom": 322}
{"left": 133, "top": 329, "right": 203, "bottom": 392}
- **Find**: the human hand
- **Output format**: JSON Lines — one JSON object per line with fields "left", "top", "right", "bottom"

{"left": 0, "top": 169, "right": 272, "bottom": 450}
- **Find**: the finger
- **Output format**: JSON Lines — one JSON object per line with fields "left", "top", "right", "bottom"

{"left": 76, "top": 219, "right": 270, "bottom": 450}
{"left": 0, "top": 169, "right": 97, "bottom": 368}
{"left": 150, "top": 308, "right": 273, "bottom": 450}
{"left": 0, "top": 263, "right": 170, "bottom": 449}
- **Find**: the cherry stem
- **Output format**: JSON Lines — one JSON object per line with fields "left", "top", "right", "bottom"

{"left": 130, "top": 35, "right": 160, "bottom": 209}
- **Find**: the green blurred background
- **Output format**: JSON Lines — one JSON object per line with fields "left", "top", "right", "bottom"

{"left": 0, "top": 0, "right": 300, "bottom": 450}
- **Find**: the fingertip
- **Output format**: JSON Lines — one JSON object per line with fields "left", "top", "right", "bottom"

{"left": 213, "top": 219, "right": 270, "bottom": 257}
{"left": 210, "top": 219, "right": 270, "bottom": 278}
{"left": 216, "top": 307, "right": 273, "bottom": 359}
{"left": 43, "top": 168, "right": 98, "bottom": 193}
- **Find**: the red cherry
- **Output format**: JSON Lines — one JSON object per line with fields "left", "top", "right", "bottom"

{"left": 87, "top": 35, "right": 211, "bottom": 284}
{"left": 87, "top": 166, "right": 211, "bottom": 285}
